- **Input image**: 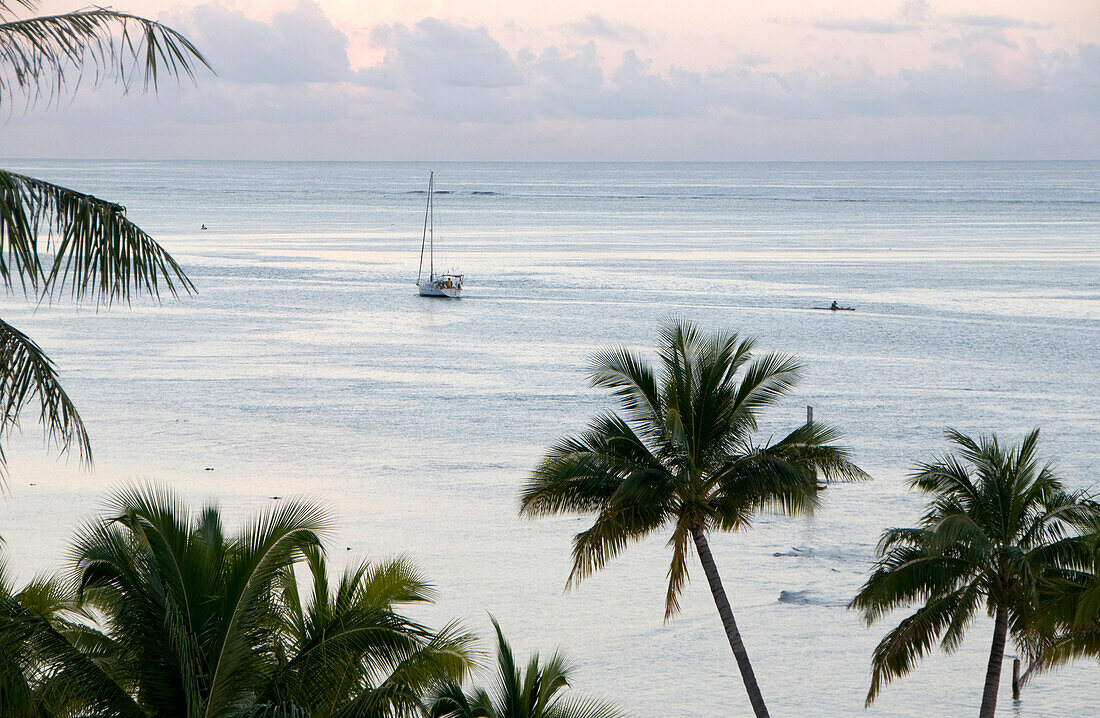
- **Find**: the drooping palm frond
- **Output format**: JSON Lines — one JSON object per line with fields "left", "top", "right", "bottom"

{"left": 763, "top": 420, "right": 871, "bottom": 484}
{"left": 861, "top": 585, "right": 983, "bottom": 706}
{"left": 0, "top": 1, "right": 211, "bottom": 107}
{"left": 0, "top": 170, "right": 194, "bottom": 303}
{"left": 0, "top": 316, "right": 89, "bottom": 477}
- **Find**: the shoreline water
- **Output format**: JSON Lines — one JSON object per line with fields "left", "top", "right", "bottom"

{"left": 0, "top": 160, "right": 1097, "bottom": 716}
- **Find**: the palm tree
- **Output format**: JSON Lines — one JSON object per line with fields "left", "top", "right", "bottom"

{"left": 0, "top": 1, "right": 209, "bottom": 475}
{"left": 428, "top": 617, "right": 624, "bottom": 718}
{"left": 849, "top": 429, "right": 1099, "bottom": 718}
{"left": 1, "top": 485, "right": 475, "bottom": 716}
{"left": 519, "top": 319, "right": 868, "bottom": 718}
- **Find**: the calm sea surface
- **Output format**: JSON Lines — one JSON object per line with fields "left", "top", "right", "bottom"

{"left": 1, "top": 161, "right": 1098, "bottom": 716}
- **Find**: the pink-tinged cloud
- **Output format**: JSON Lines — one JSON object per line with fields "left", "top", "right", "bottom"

{"left": 2, "top": 1, "right": 1098, "bottom": 160}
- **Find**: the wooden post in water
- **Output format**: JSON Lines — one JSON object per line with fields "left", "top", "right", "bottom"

{"left": 808, "top": 405, "right": 826, "bottom": 489}
{"left": 1012, "top": 658, "right": 1021, "bottom": 700}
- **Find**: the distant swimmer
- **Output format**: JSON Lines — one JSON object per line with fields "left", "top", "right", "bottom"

{"left": 201, "top": 224, "right": 208, "bottom": 230}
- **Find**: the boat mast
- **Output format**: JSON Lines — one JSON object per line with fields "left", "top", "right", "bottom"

{"left": 428, "top": 172, "right": 435, "bottom": 280}
{"left": 418, "top": 171, "right": 432, "bottom": 283}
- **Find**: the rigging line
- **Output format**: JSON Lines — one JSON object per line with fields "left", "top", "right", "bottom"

{"left": 418, "top": 171, "right": 431, "bottom": 283}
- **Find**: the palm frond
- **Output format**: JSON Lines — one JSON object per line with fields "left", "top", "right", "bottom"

{"left": 0, "top": 316, "right": 90, "bottom": 478}
{"left": 588, "top": 346, "right": 664, "bottom": 430}
{"left": 662, "top": 519, "right": 693, "bottom": 621}
{"left": 0, "top": 170, "right": 194, "bottom": 303}
{"left": 0, "top": 5, "right": 211, "bottom": 107}
{"left": 566, "top": 497, "right": 667, "bottom": 590}
{"left": 864, "top": 588, "right": 973, "bottom": 705}
{"left": 520, "top": 412, "right": 665, "bottom": 517}
{"left": 432, "top": 618, "right": 624, "bottom": 718}
{"left": 764, "top": 421, "right": 871, "bottom": 484}
{"left": 547, "top": 696, "right": 627, "bottom": 718}
{"left": 0, "top": 565, "right": 143, "bottom": 718}
{"left": 727, "top": 351, "right": 803, "bottom": 432}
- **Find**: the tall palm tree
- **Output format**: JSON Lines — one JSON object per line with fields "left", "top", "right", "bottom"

{"left": 0, "top": 1, "right": 209, "bottom": 475}
{"left": 849, "top": 429, "right": 1098, "bottom": 718}
{"left": 1, "top": 485, "right": 475, "bottom": 716}
{"left": 519, "top": 319, "right": 868, "bottom": 718}
{"left": 428, "top": 617, "right": 624, "bottom": 718}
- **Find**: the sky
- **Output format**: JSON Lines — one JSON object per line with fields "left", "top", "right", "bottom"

{"left": 3, "top": 0, "right": 1099, "bottom": 160}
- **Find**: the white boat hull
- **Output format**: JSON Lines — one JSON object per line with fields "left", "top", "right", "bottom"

{"left": 418, "top": 279, "right": 462, "bottom": 298}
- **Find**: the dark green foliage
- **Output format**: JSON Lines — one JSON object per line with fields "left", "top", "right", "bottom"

{"left": 521, "top": 319, "right": 868, "bottom": 618}
{"left": 429, "top": 618, "right": 625, "bottom": 718}
{"left": 1021, "top": 515, "right": 1100, "bottom": 683}
{"left": 521, "top": 319, "right": 866, "bottom": 716}
{"left": 850, "top": 429, "right": 1100, "bottom": 707}
{"left": 0, "top": 486, "right": 476, "bottom": 717}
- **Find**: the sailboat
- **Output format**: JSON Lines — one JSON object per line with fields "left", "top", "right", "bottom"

{"left": 417, "top": 171, "right": 463, "bottom": 298}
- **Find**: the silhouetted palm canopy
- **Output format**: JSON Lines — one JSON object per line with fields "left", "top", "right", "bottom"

{"left": 1021, "top": 514, "right": 1100, "bottom": 684}
{"left": 429, "top": 617, "right": 624, "bottom": 718}
{"left": 0, "top": 0, "right": 209, "bottom": 476}
{"left": 520, "top": 319, "right": 868, "bottom": 717}
{"left": 0, "top": 486, "right": 475, "bottom": 717}
{"left": 850, "top": 429, "right": 1098, "bottom": 716}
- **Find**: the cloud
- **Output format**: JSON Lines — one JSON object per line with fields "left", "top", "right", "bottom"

{"left": 344, "top": 17, "right": 1100, "bottom": 125}
{"left": 809, "top": 19, "right": 919, "bottom": 34}
{"left": 778, "top": 0, "right": 930, "bottom": 34}
{"left": 358, "top": 19, "right": 523, "bottom": 89}
{"left": 563, "top": 14, "right": 648, "bottom": 45}
{"left": 790, "top": 0, "right": 1048, "bottom": 37}
{"left": 185, "top": 1, "right": 350, "bottom": 84}
{"left": 10, "top": 8, "right": 1096, "bottom": 160}
{"left": 946, "top": 15, "right": 1050, "bottom": 30}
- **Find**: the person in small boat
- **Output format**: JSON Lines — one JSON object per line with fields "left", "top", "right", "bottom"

{"left": 830, "top": 300, "right": 839, "bottom": 310}
{"left": 201, "top": 224, "right": 208, "bottom": 230}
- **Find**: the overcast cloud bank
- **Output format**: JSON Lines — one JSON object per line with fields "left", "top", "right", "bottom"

{"left": 2, "top": 0, "right": 1097, "bottom": 160}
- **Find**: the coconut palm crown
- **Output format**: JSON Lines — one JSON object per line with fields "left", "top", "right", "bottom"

{"left": 520, "top": 319, "right": 869, "bottom": 718}
{"left": 0, "top": 485, "right": 476, "bottom": 717}
{"left": 0, "top": 0, "right": 209, "bottom": 477}
{"left": 849, "top": 429, "right": 1099, "bottom": 718}
{"left": 429, "top": 617, "right": 625, "bottom": 718}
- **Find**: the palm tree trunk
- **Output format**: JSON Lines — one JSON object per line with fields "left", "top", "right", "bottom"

{"left": 979, "top": 606, "right": 1009, "bottom": 718}
{"left": 692, "top": 528, "right": 770, "bottom": 718}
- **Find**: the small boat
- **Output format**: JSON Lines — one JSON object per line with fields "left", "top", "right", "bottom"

{"left": 417, "top": 171, "right": 463, "bottom": 298}
{"left": 813, "top": 305, "right": 855, "bottom": 311}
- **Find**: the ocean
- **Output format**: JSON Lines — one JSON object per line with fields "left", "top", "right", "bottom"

{"left": 1, "top": 160, "right": 1097, "bottom": 715}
